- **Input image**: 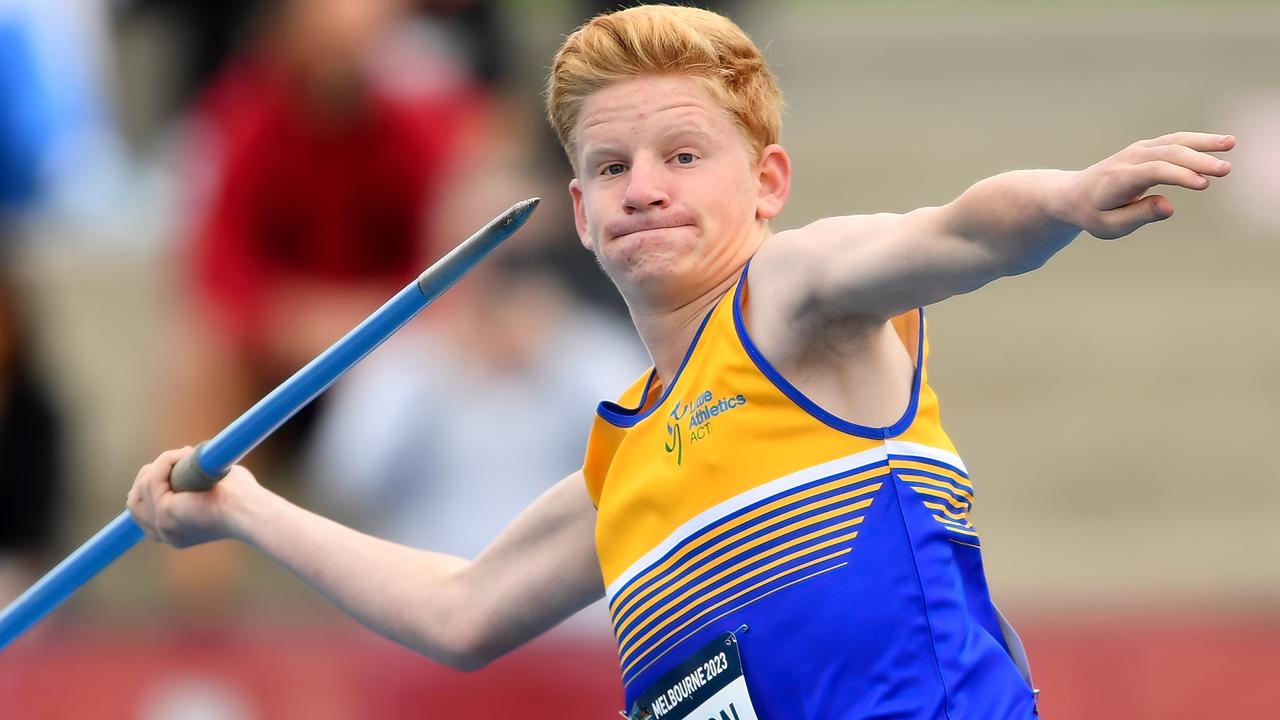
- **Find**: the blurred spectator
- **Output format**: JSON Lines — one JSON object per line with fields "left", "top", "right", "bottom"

{"left": 161, "top": 0, "right": 492, "bottom": 453}
{"left": 0, "top": 256, "right": 64, "bottom": 603}
{"left": 153, "top": 0, "right": 496, "bottom": 615}
{"left": 305, "top": 247, "right": 647, "bottom": 559}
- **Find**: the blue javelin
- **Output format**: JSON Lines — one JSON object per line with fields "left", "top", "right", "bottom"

{"left": 0, "top": 198, "right": 539, "bottom": 650}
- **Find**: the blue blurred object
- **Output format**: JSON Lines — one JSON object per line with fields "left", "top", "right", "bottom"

{"left": 0, "top": 18, "right": 50, "bottom": 210}
{"left": 0, "top": 1, "right": 121, "bottom": 219}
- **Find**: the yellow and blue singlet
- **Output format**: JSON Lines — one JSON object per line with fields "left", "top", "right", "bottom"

{"left": 583, "top": 265, "right": 1038, "bottom": 718}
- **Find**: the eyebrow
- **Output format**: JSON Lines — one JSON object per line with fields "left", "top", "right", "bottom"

{"left": 578, "top": 121, "right": 722, "bottom": 170}
{"left": 581, "top": 144, "right": 625, "bottom": 168}
{"left": 662, "top": 127, "right": 718, "bottom": 147}
{"left": 582, "top": 128, "right": 717, "bottom": 162}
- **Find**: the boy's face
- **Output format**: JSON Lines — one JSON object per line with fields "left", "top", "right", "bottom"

{"left": 569, "top": 75, "right": 788, "bottom": 307}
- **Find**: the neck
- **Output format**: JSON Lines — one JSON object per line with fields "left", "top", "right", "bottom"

{"left": 612, "top": 220, "right": 771, "bottom": 387}
{"left": 629, "top": 269, "right": 741, "bottom": 389}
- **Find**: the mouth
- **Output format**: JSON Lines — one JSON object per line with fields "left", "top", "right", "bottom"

{"left": 611, "top": 223, "right": 693, "bottom": 241}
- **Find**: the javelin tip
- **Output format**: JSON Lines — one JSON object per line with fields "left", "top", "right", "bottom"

{"left": 506, "top": 197, "right": 540, "bottom": 224}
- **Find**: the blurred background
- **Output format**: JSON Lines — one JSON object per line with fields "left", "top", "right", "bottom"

{"left": 0, "top": 0, "right": 1276, "bottom": 717}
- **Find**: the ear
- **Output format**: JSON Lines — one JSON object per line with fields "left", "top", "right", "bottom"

{"left": 568, "top": 177, "right": 593, "bottom": 252}
{"left": 754, "top": 144, "right": 791, "bottom": 220}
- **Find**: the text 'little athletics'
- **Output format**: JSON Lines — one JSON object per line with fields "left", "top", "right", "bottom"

{"left": 687, "top": 392, "right": 749, "bottom": 443}
{"left": 665, "top": 391, "right": 749, "bottom": 465}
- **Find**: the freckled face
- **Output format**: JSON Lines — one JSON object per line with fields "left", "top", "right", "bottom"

{"left": 569, "top": 75, "right": 768, "bottom": 306}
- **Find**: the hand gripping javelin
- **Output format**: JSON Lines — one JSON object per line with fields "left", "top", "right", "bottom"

{"left": 0, "top": 198, "right": 540, "bottom": 649}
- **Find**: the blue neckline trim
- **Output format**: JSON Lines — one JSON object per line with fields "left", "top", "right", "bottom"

{"left": 731, "top": 260, "right": 925, "bottom": 440}
{"left": 596, "top": 302, "right": 719, "bottom": 428}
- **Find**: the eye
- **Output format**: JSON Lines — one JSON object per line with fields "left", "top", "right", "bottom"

{"left": 602, "top": 163, "right": 626, "bottom": 176}
{"left": 674, "top": 152, "right": 696, "bottom": 165}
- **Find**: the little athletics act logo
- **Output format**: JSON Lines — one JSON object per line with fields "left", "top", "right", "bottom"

{"left": 664, "top": 389, "right": 748, "bottom": 465}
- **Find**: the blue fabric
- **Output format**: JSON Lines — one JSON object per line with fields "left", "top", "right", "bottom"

{"left": 623, "top": 475, "right": 1038, "bottom": 718}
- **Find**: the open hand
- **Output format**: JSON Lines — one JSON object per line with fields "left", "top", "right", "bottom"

{"left": 1072, "top": 132, "right": 1234, "bottom": 240}
{"left": 126, "top": 447, "right": 259, "bottom": 548}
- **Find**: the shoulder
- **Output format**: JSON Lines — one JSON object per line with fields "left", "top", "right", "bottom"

{"left": 750, "top": 213, "right": 902, "bottom": 291}
{"left": 746, "top": 215, "right": 894, "bottom": 350}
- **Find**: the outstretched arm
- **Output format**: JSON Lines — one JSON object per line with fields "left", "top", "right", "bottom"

{"left": 753, "top": 132, "right": 1235, "bottom": 330}
{"left": 128, "top": 448, "right": 603, "bottom": 670}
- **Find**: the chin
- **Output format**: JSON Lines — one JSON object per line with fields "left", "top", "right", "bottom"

{"left": 612, "top": 251, "right": 676, "bottom": 282}
{"left": 608, "top": 251, "right": 703, "bottom": 303}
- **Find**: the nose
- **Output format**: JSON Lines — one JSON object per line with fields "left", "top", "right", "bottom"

{"left": 622, "top": 156, "right": 670, "bottom": 211}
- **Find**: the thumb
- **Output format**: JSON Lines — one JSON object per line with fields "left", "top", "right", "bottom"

{"left": 1094, "top": 195, "right": 1173, "bottom": 240}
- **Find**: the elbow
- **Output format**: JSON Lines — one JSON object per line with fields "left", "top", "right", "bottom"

{"left": 454, "top": 619, "right": 525, "bottom": 671}
{"left": 424, "top": 622, "right": 484, "bottom": 670}
{"left": 417, "top": 630, "right": 496, "bottom": 672}
{"left": 422, "top": 603, "right": 505, "bottom": 672}
{"left": 439, "top": 633, "right": 509, "bottom": 672}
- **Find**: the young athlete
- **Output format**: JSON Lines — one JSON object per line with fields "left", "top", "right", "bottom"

{"left": 127, "top": 6, "right": 1233, "bottom": 718}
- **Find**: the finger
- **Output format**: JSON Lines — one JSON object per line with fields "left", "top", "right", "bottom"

{"left": 1137, "top": 132, "right": 1235, "bottom": 153}
{"left": 154, "top": 446, "right": 196, "bottom": 468}
{"left": 138, "top": 447, "right": 196, "bottom": 496}
{"left": 125, "top": 503, "right": 160, "bottom": 543}
{"left": 126, "top": 465, "right": 144, "bottom": 508}
{"left": 144, "top": 468, "right": 173, "bottom": 543}
{"left": 1099, "top": 161, "right": 1208, "bottom": 209}
{"left": 127, "top": 462, "right": 167, "bottom": 542}
{"left": 138, "top": 463, "right": 162, "bottom": 504}
{"left": 1135, "top": 160, "right": 1212, "bottom": 191}
{"left": 132, "top": 478, "right": 161, "bottom": 542}
{"left": 140, "top": 457, "right": 181, "bottom": 505}
{"left": 1096, "top": 195, "right": 1172, "bottom": 239}
{"left": 1132, "top": 143, "right": 1232, "bottom": 177}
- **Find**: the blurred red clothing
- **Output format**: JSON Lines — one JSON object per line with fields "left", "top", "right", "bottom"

{"left": 185, "top": 55, "right": 487, "bottom": 353}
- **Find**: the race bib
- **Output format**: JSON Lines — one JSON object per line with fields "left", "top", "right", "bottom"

{"left": 628, "top": 632, "right": 759, "bottom": 720}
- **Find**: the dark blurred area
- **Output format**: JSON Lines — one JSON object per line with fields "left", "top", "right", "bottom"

{"left": 0, "top": 253, "right": 63, "bottom": 594}
{"left": 0, "top": 1, "right": 1277, "bottom": 718}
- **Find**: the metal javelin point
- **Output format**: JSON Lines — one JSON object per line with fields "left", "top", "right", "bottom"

{"left": 0, "top": 198, "right": 540, "bottom": 650}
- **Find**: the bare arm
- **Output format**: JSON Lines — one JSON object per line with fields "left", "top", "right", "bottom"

{"left": 752, "top": 132, "right": 1235, "bottom": 333}
{"left": 128, "top": 448, "right": 603, "bottom": 670}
